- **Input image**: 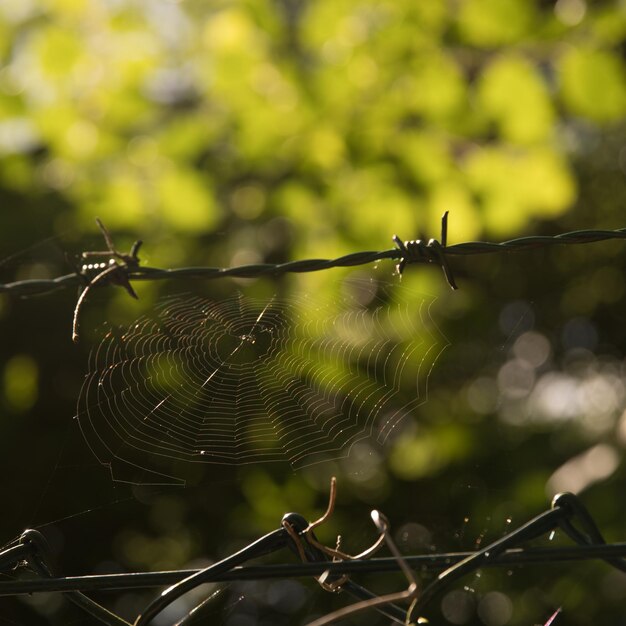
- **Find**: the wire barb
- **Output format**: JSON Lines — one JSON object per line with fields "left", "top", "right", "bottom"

{"left": 306, "top": 509, "right": 423, "bottom": 626}
{"left": 71, "top": 218, "right": 142, "bottom": 343}
{"left": 392, "top": 212, "right": 458, "bottom": 289}
{"left": 283, "top": 477, "right": 387, "bottom": 594}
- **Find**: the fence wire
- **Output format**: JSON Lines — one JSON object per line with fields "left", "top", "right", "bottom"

{"left": 2, "top": 214, "right": 626, "bottom": 298}
{"left": 1, "top": 215, "right": 626, "bottom": 342}
{"left": 1, "top": 483, "right": 626, "bottom": 626}
{"left": 2, "top": 217, "right": 626, "bottom": 624}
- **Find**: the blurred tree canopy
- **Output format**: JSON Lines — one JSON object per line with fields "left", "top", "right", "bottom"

{"left": 0, "top": 0, "right": 625, "bottom": 625}
{"left": 1, "top": 0, "right": 623, "bottom": 247}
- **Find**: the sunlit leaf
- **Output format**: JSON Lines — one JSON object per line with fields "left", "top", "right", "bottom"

{"left": 405, "top": 52, "right": 466, "bottom": 122}
{"left": 157, "top": 166, "right": 219, "bottom": 232}
{"left": 478, "top": 55, "right": 555, "bottom": 144}
{"left": 559, "top": 46, "right": 626, "bottom": 122}
{"left": 456, "top": 0, "right": 536, "bottom": 47}
{"left": 390, "top": 425, "right": 471, "bottom": 480}
{"left": 42, "top": 0, "right": 88, "bottom": 17}
{"left": 89, "top": 170, "right": 145, "bottom": 228}
{"left": 465, "top": 146, "right": 576, "bottom": 235}
{"left": 32, "top": 25, "right": 82, "bottom": 77}
{"left": 395, "top": 131, "right": 453, "bottom": 186}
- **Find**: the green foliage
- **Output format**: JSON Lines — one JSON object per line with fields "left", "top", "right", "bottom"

{"left": 0, "top": 0, "right": 616, "bottom": 240}
{"left": 457, "top": 0, "right": 537, "bottom": 47}
{"left": 3, "top": 354, "right": 38, "bottom": 412}
{"left": 560, "top": 46, "right": 626, "bottom": 122}
{"left": 477, "top": 55, "right": 555, "bottom": 144}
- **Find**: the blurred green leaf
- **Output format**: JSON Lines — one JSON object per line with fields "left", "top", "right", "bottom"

{"left": 405, "top": 51, "right": 467, "bottom": 122}
{"left": 3, "top": 354, "right": 38, "bottom": 412}
{"left": 32, "top": 25, "right": 82, "bottom": 77}
{"left": 157, "top": 167, "right": 219, "bottom": 232}
{"left": 456, "top": 0, "right": 536, "bottom": 47}
{"left": 559, "top": 47, "right": 626, "bottom": 122}
{"left": 478, "top": 55, "right": 555, "bottom": 144}
{"left": 390, "top": 424, "right": 472, "bottom": 480}
{"left": 465, "top": 146, "right": 576, "bottom": 235}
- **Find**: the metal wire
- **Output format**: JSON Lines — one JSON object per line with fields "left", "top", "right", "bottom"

{"left": 2, "top": 220, "right": 626, "bottom": 623}
{"left": 2, "top": 216, "right": 625, "bottom": 342}
{"left": 2, "top": 491, "right": 626, "bottom": 626}
{"left": 2, "top": 543, "right": 626, "bottom": 596}
{"left": 1, "top": 218, "right": 626, "bottom": 299}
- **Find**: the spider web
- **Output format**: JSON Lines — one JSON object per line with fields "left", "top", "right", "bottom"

{"left": 76, "top": 277, "right": 449, "bottom": 484}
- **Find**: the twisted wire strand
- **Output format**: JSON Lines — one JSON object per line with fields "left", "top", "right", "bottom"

{"left": 1, "top": 226, "right": 625, "bottom": 298}
{"left": 2, "top": 543, "right": 626, "bottom": 596}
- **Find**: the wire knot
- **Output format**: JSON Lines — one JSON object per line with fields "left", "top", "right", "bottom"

{"left": 72, "top": 218, "right": 142, "bottom": 343}
{"left": 392, "top": 211, "right": 457, "bottom": 289}
{"left": 282, "top": 477, "right": 386, "bottom": 595}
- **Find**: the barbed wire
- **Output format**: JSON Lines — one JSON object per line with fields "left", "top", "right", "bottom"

{"left": 2, "top": 214, "right": 626, "bottom": 299}
{"left": 1, "top": 214, "right": 625, "bottom": 341}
